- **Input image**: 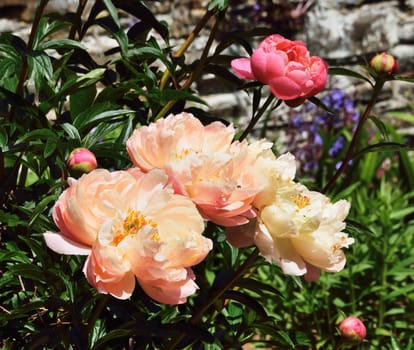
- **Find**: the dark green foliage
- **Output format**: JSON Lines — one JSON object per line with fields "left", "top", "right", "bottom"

{"left": 1, "top": 1, "right": 414, "bottom": 349}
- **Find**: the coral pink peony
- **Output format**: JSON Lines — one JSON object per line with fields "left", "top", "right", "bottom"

{"left": 231, "top": 34, "right": 328, "bottom": 104}
{"left": 126, "top": 112, "right": 261, "bottom": 226}
{"left": 339, "top": 316, "right": 366, "bottom": 342}
{"left": 44, "top": 168, "right": 212, "bottom": 303}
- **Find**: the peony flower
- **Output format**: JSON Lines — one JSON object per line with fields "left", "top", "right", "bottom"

{"left": 126, "top": 112, "right": 261, "bottom": 226}
{"left": 227, "top": 152, "right": 353, "bottom": 281}
{"left": 66, "top": 147, "right": 97, "bottom": 175}
{"left": 44, "top": 168, "right": 212, "bottom": 304}
{"left": 339, "top": 316, "right": 366, "bottom": 342}
{"left": 231, "top": 34, "right": 328, "bottom": 104}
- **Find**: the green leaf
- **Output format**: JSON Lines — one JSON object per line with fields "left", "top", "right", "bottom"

{"left": 73, "top": 102, "right": 133, "bottom": 132}
{"left": 387, "top": 125, "right": 414, "bottom": 190}
{"left": 43, "top": 137, "right": 57, "bottom": 158}
{"left": 384, "top": 284, "right": 414, "bottom": 300}
{"left": 222, "top": 290, "right": 268, "bottom": 318}
{"left": 353, "top": 142, "right": 410, "bottom": 159}
{"left": 384, "top": 111, "right": 414, "bottom": 124}
{"left": 390, "top": 335, "right": 404, "bottom": 350}
{"left": 27, "top": 52, "right": 54, "bottom": 94}
{"left": 0, "top": 127, "right": 8, "bottom": 147}
{"left": 8, "top": 263, "right": 46, "bottom": 282}
{"left": 209, "top": 0, "right": 229, "bottom": 10}
{"left": 19, "top": 128, "right": 59, "bottom": 143}
{"left": 115, "top": 116, "right": 134, "bottom": 145}
{"left": 39, "top": 39, "right": 87, "bottom": 51}
{"left": 124, "top": 46, "right": 173, "bottom": 72}
{"left": 394, "top": 75, "right": 414, "bottom": 83}
{"left": 368, "top": 115, "right": 390, "bottom": 141}
{"left": 0, "top": 210, "right": 24, "bottom": 228}
{"left": 91, "top": 329, "right": 135, "bottom": 350}
{"left": 111, "top": 28, "right": 129, "bottom": 56}
{"left": 103, "top": 0, "right": 121, "bottom": 27}
{"left": 31, "top": 16, "right": 71, "bottom": 49}
{"left": 61, "top": 122, "right": 81, "bottom": 142}
{"left": 113, "top": 0, "right": 169, "bottom": 41}
{"left": 70, "top": 84, "right": 97, "bottom": 119}
{"left": 328, "top": 67, "right": 374, "bottom": 86}
{"left": 43, "top": 68, "right": 106, "bottom": 107}
{"left": 29, "top": 194, "right": 57, "bottom": 227}
{"left": 82, "top": 120, "right": 125, "bottom": 148}
{"left": 235, "top": 278, "right": 284, "bottom": 299}
{"left": 390, "top": 206, "right": 414, "bottom": 220}
{"left": 308, "top": 96, "right": 335, "bottom": 115}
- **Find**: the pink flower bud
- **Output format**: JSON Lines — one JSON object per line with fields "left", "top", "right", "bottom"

{"left": 67, "top": 148, "right": 97, "bottom": 175}
{"left": 369, "top": 52, "right": 398, "bottom": 75}
{"left": 339, "top": 316, "right": 366, "bottom": 342}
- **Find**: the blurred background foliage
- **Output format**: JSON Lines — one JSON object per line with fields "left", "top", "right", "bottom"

{"left": 0, "top": 0, "right": 413, "bottom": 349}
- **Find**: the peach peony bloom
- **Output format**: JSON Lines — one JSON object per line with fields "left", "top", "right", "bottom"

{"left": 226, "top": 149, "right": 297, "bottom": 248}
{"left": 255, "top": 180, "right": 353, "bottom": 281}
{"left": 126, "top": 112, "right": 261, "bottom": 226}
{"left": 227, "top": 151, "right": 353, "bottom": 280}
{"left": 231, "top": 34, "right": 327, "bottom": 104}
{"left": 44, "top": 168, "right": 212, "bottom": 303}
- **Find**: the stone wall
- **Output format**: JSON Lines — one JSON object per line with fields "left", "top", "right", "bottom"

{"left": 1, "top": 0, "right": 413, "bottom": 127}
{"left": 140, "top": 1, "right": 414, "bottom": 133}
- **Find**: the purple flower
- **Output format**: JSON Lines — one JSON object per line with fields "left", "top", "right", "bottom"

{"left": 286, "top": 88, "right": 360, "bottom": 177}
{"left": 329, "top": 135, "right": 345, "bottom": 157}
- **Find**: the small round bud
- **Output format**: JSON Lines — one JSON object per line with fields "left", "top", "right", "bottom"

{"left": 369, "top": 52, "right": 398, "bottom": 75}
{"left": 339, "top": 316, "right": 366, "bottom": 342}
{"left": 67, "top": 148, "right": 97, "bottom": 175}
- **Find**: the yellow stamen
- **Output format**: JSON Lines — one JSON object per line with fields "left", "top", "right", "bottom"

{"left": 112, "top": 209, "right": 158, "bottom": 245}
{"left": 175, "top": 148, "right": 191, "bottom": 160}
{"left": 293, "top": 193, "right": 311, "bottom": 209}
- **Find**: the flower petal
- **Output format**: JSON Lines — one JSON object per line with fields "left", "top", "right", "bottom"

{"left": 43, "top": 232, "right": 91, "bottom": 255}
{"left": 231, "top": 57, "right": 255, "bottom": 80}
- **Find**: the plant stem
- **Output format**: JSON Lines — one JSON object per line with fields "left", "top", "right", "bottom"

{"left": 378, "top": 227, "right": 388, "bottom": 329}
{"left": 159, "top": 8, "right": 218, "bottom": 91}
{"left": 82, "top": 294, "right": 109, "bottom": 346}
{"left": 7, "top": 0, "right": 50, "bottom": 122}
{"left": 239, "top": 95, "right": 278, "bottom": 141}
{"left": 69, "top": 0, "right": 89, "bottom": 40}
{"left": 165, "top": 248, "right": 260, "bottom": 350}
{"left": 155, "top": 9, "right": 222, "bottom": 121}
{"left": 322, "top": 79, "right": 386, "bottom": 194}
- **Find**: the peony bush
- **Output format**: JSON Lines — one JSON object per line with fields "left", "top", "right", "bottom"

{"left": 1, "top": 1, "right": 414, "bottom": 349}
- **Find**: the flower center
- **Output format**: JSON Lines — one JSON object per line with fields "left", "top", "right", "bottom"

{"left": 293, "top": 193, "right": 311, "bottom": 209}
{"left": 174, "top": 148, "right": 198, "bottom": 160}
{"left": 112, "top": 209, "right": 159, "bottom": 245}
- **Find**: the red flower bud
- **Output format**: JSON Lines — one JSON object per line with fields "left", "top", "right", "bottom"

{"left": 339, "top": 316, "right": 366, "bottom": 342}
{"left": 369, "top": 52, "right": 398, "bottom": 75}
{"left": 67, "top": 148, "right": 97, "bottom": 175}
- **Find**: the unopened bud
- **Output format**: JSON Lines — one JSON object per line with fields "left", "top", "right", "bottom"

{"left": 67, "top": 148, "right": 97, "bottom": 175}
{"left": 369, "top": 52, "right": 398, "bottom": 75}
{"left": 339, "top": 316, "right": 366, "bottom": 342}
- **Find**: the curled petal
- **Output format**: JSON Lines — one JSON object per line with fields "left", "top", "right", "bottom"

{"left": 84, "top": 249, "right": 136, "bottom": 300}
{"left": 138, "top": 269, "right": 198, "bottom": 304}
{"left": 44, "top": 232, "right": 91, "bottom": 255}
{"left": 231, "top": 57, "right": 255, "bottom": 80}
{"left": 269, "top": 76, "right": 302, "bottom": 100}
